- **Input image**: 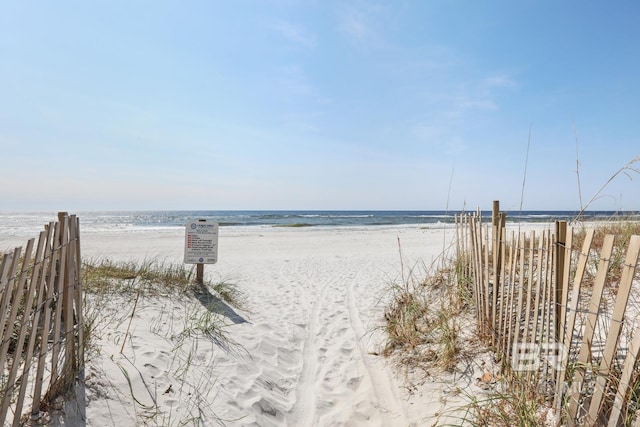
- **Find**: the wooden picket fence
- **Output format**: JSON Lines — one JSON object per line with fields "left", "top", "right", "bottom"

{"left": 459, "top": 201, "right": 640, "bottom": 426}
{"left": 0, "top": 212, "right": 84, "bottom": 426}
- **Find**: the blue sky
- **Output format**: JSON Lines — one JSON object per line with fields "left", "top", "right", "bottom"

{"left": 1, "top": 1, "right": 639, "bottom": 211}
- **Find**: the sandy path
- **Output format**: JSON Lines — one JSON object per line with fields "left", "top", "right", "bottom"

{"left": 178, "top": 226, "right": 441, "bottom": 426}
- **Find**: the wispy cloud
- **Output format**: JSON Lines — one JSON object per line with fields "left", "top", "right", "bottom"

{"left": 275, "top": 63, "right": 333, "bottom": 105}
{"left": 340, "top": 9, "right": 370, "bottom": 40}
{"left": 450, "top": 73, "right": 518, "bottom": 113}
{"left": 455, "top": 96, "right": 498, "bottom": 111}
{"left": 411, "top": 121, "right": 467, "bottom": 155}
{"left": 445, "top": 135, "right": 467, "bottom": 155}
{"left": 271, "top": 21, "right": 317, "bottom": 47}
{"left": 336, "top": 1, "right": 389, "bottom": 44}
{"left": 483, "top": 74, "right": 518, "bottom": 88}
{"left": 412, "top": 123, "right": 443, "bottom": 143}
{"left": 278, "top": 64, "right": 316, "bottom": 97}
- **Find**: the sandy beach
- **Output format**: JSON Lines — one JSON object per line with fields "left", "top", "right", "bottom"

{"left": 0, "top": 218, "right": 561, "bottom": 426}
{"left": 4, "top": 212, "right": 637, "bottom": 426}
{"left": 53, "top": 224, "right": 474, "bottom": 427}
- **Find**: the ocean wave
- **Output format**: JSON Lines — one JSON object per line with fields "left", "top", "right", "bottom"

{"left": 1, "top": 210, "right": 637, "bottom": 237}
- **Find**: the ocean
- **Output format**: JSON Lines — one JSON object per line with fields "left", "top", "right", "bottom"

{"left": 0, "top": 210, "right": 637, "bottom": 237}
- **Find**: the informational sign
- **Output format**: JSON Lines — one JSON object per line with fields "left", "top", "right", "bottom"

{"left": 184, "top": 220, "right": 219, "bottom": 264}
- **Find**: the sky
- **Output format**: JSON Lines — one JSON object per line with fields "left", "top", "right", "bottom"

{"left": 1, "top": 1, "right": 640, "bottom": 212}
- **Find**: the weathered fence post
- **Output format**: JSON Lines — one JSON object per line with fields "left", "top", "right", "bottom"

{"left": 554, "top": 221, "right": 567, "bottom": 341}
{"left": 491, "top": 200, "right": 500, "bottom": 346}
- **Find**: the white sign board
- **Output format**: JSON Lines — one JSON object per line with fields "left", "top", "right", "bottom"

{"left": 184, "top": 220, "right": 219, "bottom": 264}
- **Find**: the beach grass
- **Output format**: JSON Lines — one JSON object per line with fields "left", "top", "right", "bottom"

{"left": 573, "top": 219, "right": 640, "bottom": 287}
{"left": 81, "top": 258, "right": 245, "bottom": 341}
{"left": 444, "top": 374, "right": 551, "bottom": 427}
{"left": 382, "top": 236, "right": 558, "bottom": 425}
{"left": 80, "top": 258, "right": 244, "bottom": 425}
{"left": 382, "top": 252, "right": 473, "bottom": 374}
{"left": 82, "top": 258, "right": 195, "bottom": 295}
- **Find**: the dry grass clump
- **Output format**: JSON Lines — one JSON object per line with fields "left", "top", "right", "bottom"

{"left": 81, "top": 258, "right": 245, "bottom": 358}
{"left": 383, "top": 254, "right": 475, "bottom": 373}
{"left": 83, "top": 258, "right": 195, "bottom": 295}
{"left": 447, "top": 374, "right": 551, "bottom": 427}
{"left": 386, "top": 250, "right": 555, "bottom": 426}
{"left": 572, "top": 220, "right": 640, "bottom": 288}
{"left": 210, "top": 280, "right": 246, "bottom": 310}
{"left": 82, "top": 258, "right": 245, "bottom": 306}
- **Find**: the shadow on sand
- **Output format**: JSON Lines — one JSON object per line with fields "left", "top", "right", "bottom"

{"left": 48, "top": 375, "right": 86, "bottom": 426}
{"left": 191, "top": 282, "right": 248, "bottom": 325}
{"left": 49, "top": 284, "right": 247, "bottom": 425}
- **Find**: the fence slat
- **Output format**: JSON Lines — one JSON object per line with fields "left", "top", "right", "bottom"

{"left": 0, "top": 232, "right": 46, "bottom": 424}
{"left": 585, "top": 235, "right": 640, "bottom": 426}
{"left": 0, "top": 248, "right": 24, "bottom": 373}
{"left": 13, "top": 225, "right": 54, "bottom": 426}
{"left": 512, "top": 232, "right": 527, "bottom": 358}
{"left": 608, "top": 319, "right": 640, "bottom": 427}
{"left": 566, "top": 234, "right": 615, "bottom": 422}
{"left": 479, "top": 222, "right": 487, "bottom": 335}
{"left": 504, "top": 231, "right": 520, "bottom": 360}
{"left": 543, "top": 231, "right": 555, "bottom": 379}
{"left": 555, "top": 221, "right": 568, "bottom": 341}
{"left": 500, "top": 230, "right": 514, "bottom": 358}
{"left": 484, "top": 224, "right": 493, "bottom": 336}
{"left": 554, "top": 226, "right": 575, "bottom": 410}
{"left": 564, "top": 229, "right": 595, "bottom": 427}
{"left": 536, "top": 232, "right": 552, "bottom": 379}
{"left": 494, "top": 225, "right": 505, "bottom": 352}
{"left": 72, "top": 215, "right": 85, "bottom": 372}
{"left": 0, "top": 254, "right": 9, "bottom": 286}
{"left": 0, "top": 232, "right": 44, "bottom": 424}
{"left": 0, "top": 252, "right": 16, "bottom": 326}
{"left": 474, "top": 221, "right": 481, "bottom": 327}
{"left": 32, "top": 221, "right": 61, "bottom": 417}
{"left": 491, "top": 206, "right": 501, "bottom": 345}
{"left": 0, "top": 249, "right": 21, "bottom": 419}
{"left": 50, "top": 216, "right": 68, "bottom": 390}
{"left": 530, "top": 231, "right": 546, "bottom": 351}
{"left": 470, "top": 216, "right": 482, "bottom": 329}
{"left": 64, "top": 218, "right": 76, "bottom": 380}
{"left": 522, "top": 231, "right": 536, "bottom": 351}
{"left": 0, "top": 240, "right": 34, "bottom": 424}
{"left": 564, "top": 228, "right": 594, "bottom": 354}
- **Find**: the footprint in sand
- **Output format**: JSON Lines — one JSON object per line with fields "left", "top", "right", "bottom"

{"left": 142, "top": 362, "right": 160, "bottom": 377}
{"left": 347, "top": 376, "right": 362, "bottom": 390}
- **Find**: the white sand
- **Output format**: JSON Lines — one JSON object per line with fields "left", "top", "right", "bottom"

{"left": 3, "top": 225, "right": 499, "bottom": 426}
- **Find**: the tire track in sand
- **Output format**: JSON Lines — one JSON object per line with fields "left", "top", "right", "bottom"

{"left": 293, "top": 259, "right": 351, "bottom": 426}
{"left": 290, "top": 255, "right": 407, "bottom": 426}
{"left": 346, "top": 262, "right": 408, "bottom": 426}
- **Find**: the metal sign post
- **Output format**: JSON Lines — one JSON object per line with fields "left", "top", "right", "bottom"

{"left": 184, "top": 219, "right": 219, "bottom": 284}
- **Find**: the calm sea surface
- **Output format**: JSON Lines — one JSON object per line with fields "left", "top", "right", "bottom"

{"left": 0, "top": 210, "right": 637, "bottom": 237}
